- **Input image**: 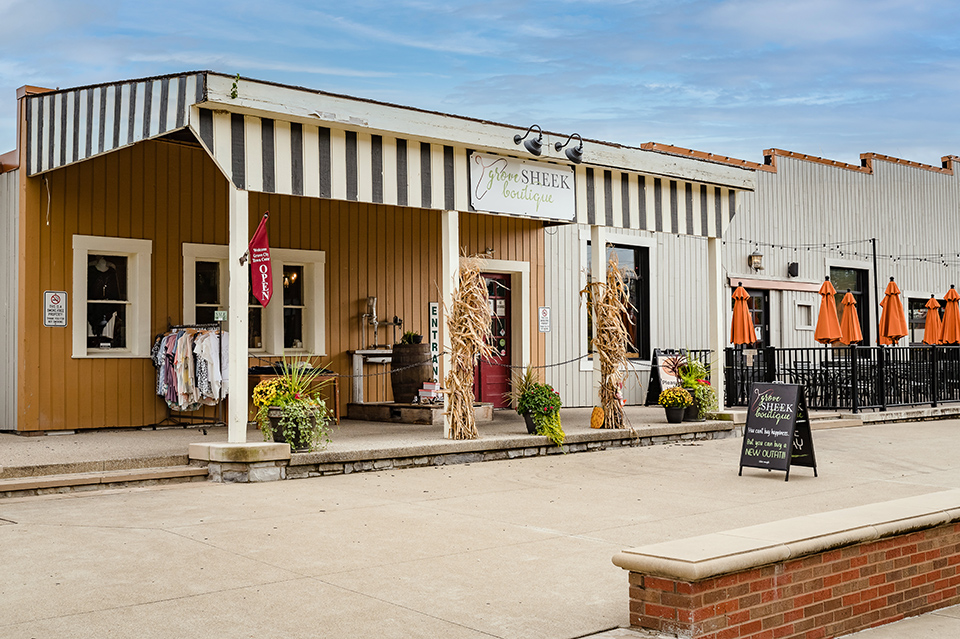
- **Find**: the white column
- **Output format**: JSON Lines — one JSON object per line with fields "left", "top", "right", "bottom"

{"left": 590, "top": 225, "right": 607, "bottom": 399}
{"left": 707, "top": 236, "right": 726, "bottom": 409}
{"left": 441, "top": 210, "right": 460, "bottom": 439}
{"left": 228, "top": 186, "right": 249, "bottom": 443}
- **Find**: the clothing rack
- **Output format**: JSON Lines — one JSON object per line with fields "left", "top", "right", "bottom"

{"left": 151, "top": 321, "right": 225, "bottom": 430}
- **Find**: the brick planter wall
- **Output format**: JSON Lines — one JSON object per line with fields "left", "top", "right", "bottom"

{"left": 628, "top": 523, "right": 960, "bottom": 639}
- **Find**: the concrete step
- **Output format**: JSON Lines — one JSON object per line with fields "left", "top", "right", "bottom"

{"left": 0, "top": 465, "right": 208, "bottom": 499}
{"left": 810, "top": 417, "right": 863, "bottom": 430}
{"left": 0, "top": 454, "right": 189, "bottom": 480}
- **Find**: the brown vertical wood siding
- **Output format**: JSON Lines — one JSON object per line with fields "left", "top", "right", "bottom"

{"left": 17, "top": 141, "right": 546, "bottom": 430}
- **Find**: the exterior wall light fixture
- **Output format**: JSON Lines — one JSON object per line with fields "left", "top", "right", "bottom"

{"left": 554, "top": 133, "right": 584, "bottom": 164}
{"left": 748, "top": 250, "right": 764, "bottom": 271}
{"left": 514, "top": 124, "right": 543, "bottom": 156}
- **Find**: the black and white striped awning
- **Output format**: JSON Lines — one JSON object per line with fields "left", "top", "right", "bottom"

{"left": 23, "top": 71, "right": 737, "bottom": 236}
{"left": 24, "top": 73, "right": 204, "bottom": 176}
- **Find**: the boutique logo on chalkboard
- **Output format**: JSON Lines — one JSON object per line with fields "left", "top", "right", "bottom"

{"left": 751, "top": 387, "right": 796, "bottom": 425}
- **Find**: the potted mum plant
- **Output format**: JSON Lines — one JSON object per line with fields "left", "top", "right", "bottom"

{"left": 505, "top": 366, "right": 565, "bottom": 448}
{"left": 658, "top": 386, "right": 692, "bottom": 424}
{"left": 252, "top": 357, "right": 333, "bottom": 452}
{"left": 678, "top": 359, "right": 718, "bottom": 421}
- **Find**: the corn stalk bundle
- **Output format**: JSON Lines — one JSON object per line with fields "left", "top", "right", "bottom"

{"left": 445, "top": 257, "right": 496, "bottom": 439}
{"left": 580, "top": 253, "right": 632, "bottom": 429}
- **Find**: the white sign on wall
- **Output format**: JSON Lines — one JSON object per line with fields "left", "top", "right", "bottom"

{"left": 43, "top": 291, "right": 68, "bottom": 327}
{"left": 469, "top": 152, "right": 575, "bottom": 222}
{"left": 538, "top": 306, "right": 551, "bottom": 332}
{"left": 429, "top": 302, "right": 440, "bottom": 382}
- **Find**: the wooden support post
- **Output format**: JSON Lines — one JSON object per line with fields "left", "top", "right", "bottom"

{"left": 228, "top": 186, "right": 249, "bottom": 443}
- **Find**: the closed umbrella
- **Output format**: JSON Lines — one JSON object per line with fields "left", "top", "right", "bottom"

{"left": 730, "top": 283, "right": 756, "bottom": 345}
{"left": 878, "top": 277, "right": 908, "bottom": 345}
{"left": 814, "top": 277, "right": 842, "bottom": 345}
{"left": 839, "top": 290, "right": 863, "bottom": 345}
{"left": 922, "top": 295, "right": 942, "bottom": 345}
{"left": 941, "top": 285, "right": 960, "bottom": 345}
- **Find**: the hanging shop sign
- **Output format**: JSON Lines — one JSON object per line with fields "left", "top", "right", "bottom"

{"left": 43, "top": 291, "right": 68, "bottom": 327}
{"left": 738, "top": 383, "right": 817, "bottom": 482}
{"left": 248, "top": 212, "right": 272, "bottom": 307}
{"left": 468, "top": 152, "right": 575, "bottom": 222}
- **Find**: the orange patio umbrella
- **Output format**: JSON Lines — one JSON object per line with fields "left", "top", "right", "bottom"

{"left": 730, "top": 283, "right": 756, "bottom": 345}
{"left": 814, "top": 277, "right": 842, "bottom": 345}
{"left": 941, "top": 285, "right": 960, "bottom": 345}
{"left": 922, "top": 295, "right": 942, "bottom": 345}
{"left": 839, "top": 289, "right": 863, "bottom": 345}
{"left": 878, "top": 277, "right": 908, "bottom": 345}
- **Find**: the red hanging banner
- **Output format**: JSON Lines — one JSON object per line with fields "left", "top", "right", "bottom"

{"left": 249, "top": 212, "right": 272, "bottom": 307}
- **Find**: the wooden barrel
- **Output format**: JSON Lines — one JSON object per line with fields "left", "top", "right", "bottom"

{"left": 390, "top": 343, "right": 433, "bottom": 404}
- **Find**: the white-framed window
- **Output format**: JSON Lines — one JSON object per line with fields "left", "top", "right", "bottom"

{"left": 72, "top": 235, "right": 152, "bottom": 358}
{"left": 578, "top": 229, "right": 657, "bottom": 372}
{"left": 183, "top": 244, "right": 326, "bottom": 356}
{"left": 796, "top": 302, "right": 814, "bottom": 330}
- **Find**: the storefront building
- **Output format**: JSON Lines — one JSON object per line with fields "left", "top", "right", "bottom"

{"left": 0, "top": 71, "right": 753, "bottom": 435}
{"left": 721, "top": 149, "right": 960, "bottom": 349}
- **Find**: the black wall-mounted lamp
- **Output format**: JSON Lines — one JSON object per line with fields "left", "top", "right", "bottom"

{"left": 554, "top": 133, "right": 584, "bottom": 164}
{"left": 514, "top": 124, "right": 543, "bottom": 156}
{"left": 748, "top": 250, "right": 764, "bottom": 271}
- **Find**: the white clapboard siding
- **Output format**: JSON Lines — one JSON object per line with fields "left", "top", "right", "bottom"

{"left": 728, "top": 155, "right": 960, "bottom": 347}
{"left": 0, "top": 170, "right": 18, "bottom": 429}
{"left": 544, "top": 223, "right": 712, "bottom": 407}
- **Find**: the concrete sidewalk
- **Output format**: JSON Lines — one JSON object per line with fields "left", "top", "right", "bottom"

{"left": 3, "top": 418, "right": 960, "bottom": 638}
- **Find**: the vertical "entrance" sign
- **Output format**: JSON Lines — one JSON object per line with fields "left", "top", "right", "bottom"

{"left": 429, "top": 302, "right": 440, "bottom": 382}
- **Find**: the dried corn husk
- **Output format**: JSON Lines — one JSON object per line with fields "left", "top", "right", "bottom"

{"left": 580, "top": 253, "right": 633, "bottom": 430}
{"left": 444, "top": 257, "right": 496, "bottom": 440}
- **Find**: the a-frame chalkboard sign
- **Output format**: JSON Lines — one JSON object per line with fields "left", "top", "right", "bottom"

{"left": 738, "top": 382, "right": 817, "bottom": 482}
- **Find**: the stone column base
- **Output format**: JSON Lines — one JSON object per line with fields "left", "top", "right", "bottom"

{"left": 189, "top": 443, "right": 291, "bottom": 483}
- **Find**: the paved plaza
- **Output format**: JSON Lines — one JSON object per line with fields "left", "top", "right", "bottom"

{"left": 3, "top": 418, "right": 960, "bottom": 638}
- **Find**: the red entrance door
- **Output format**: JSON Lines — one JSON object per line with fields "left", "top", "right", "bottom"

{"left": 475, "top": 273, "right": 511, "bottom": 408}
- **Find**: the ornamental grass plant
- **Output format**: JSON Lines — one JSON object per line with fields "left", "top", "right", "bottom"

{"left": 252, "top": 356, "right": 333, "bottom": 451}
{"left": 678, "top": 358, "right": 718, "bottom": 418}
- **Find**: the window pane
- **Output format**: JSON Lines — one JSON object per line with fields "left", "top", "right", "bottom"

{"left": 284, "top": 308, "right": 303, "bottom": 349}
{"left": 248, "top": 268, "right": 259, "bottom": 306}
{"left": 87, "top": 255, "right": 127, "bottom": 301}
{"left": 249, "top": 307, "right": 263, "bottom": 349}
{"left": 585, "top": 242, "right": 646, "bottom": 357}
{"left": 87, "top": 302, "right": 126, "bottom": 349}
{"left": 196, "top": 306, "right": 217, "bottom": 324}
{"left": 283, "top": 265, "right": 303, "bottom": 307}
{"left": 195, "top": 261, "right": 220, "bottom": 305}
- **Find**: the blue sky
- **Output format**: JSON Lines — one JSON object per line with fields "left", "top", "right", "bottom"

{"left": 2, "top": 0, "right": 959, "bottom": 165}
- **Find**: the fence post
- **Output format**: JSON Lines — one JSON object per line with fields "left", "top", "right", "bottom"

{"left": 764, "top": 346, "right": 777, "bottom": 383}
{"left": 851, "top": 344, "right": 860, "bottom": 414}
{"left": 878, "top": 347, "right": 887, "bottom": 412}
{"left": 724, "top": 347, "right": 735, "bottom": 407}
{"left": 931, "top": 346, "right": 939, "bottom": 409}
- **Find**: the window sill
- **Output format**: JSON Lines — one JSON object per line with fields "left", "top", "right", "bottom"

{"left": 75, "top": 349, "right": 149, "bottom": 359}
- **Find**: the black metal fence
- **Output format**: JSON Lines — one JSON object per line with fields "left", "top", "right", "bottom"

{"left": 724, "top": 345, "right": 960, "bottom": 412}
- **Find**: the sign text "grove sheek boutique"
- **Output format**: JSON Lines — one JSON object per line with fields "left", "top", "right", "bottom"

{"left": 468, "top": 152, "right": 575, "bottom": 222}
